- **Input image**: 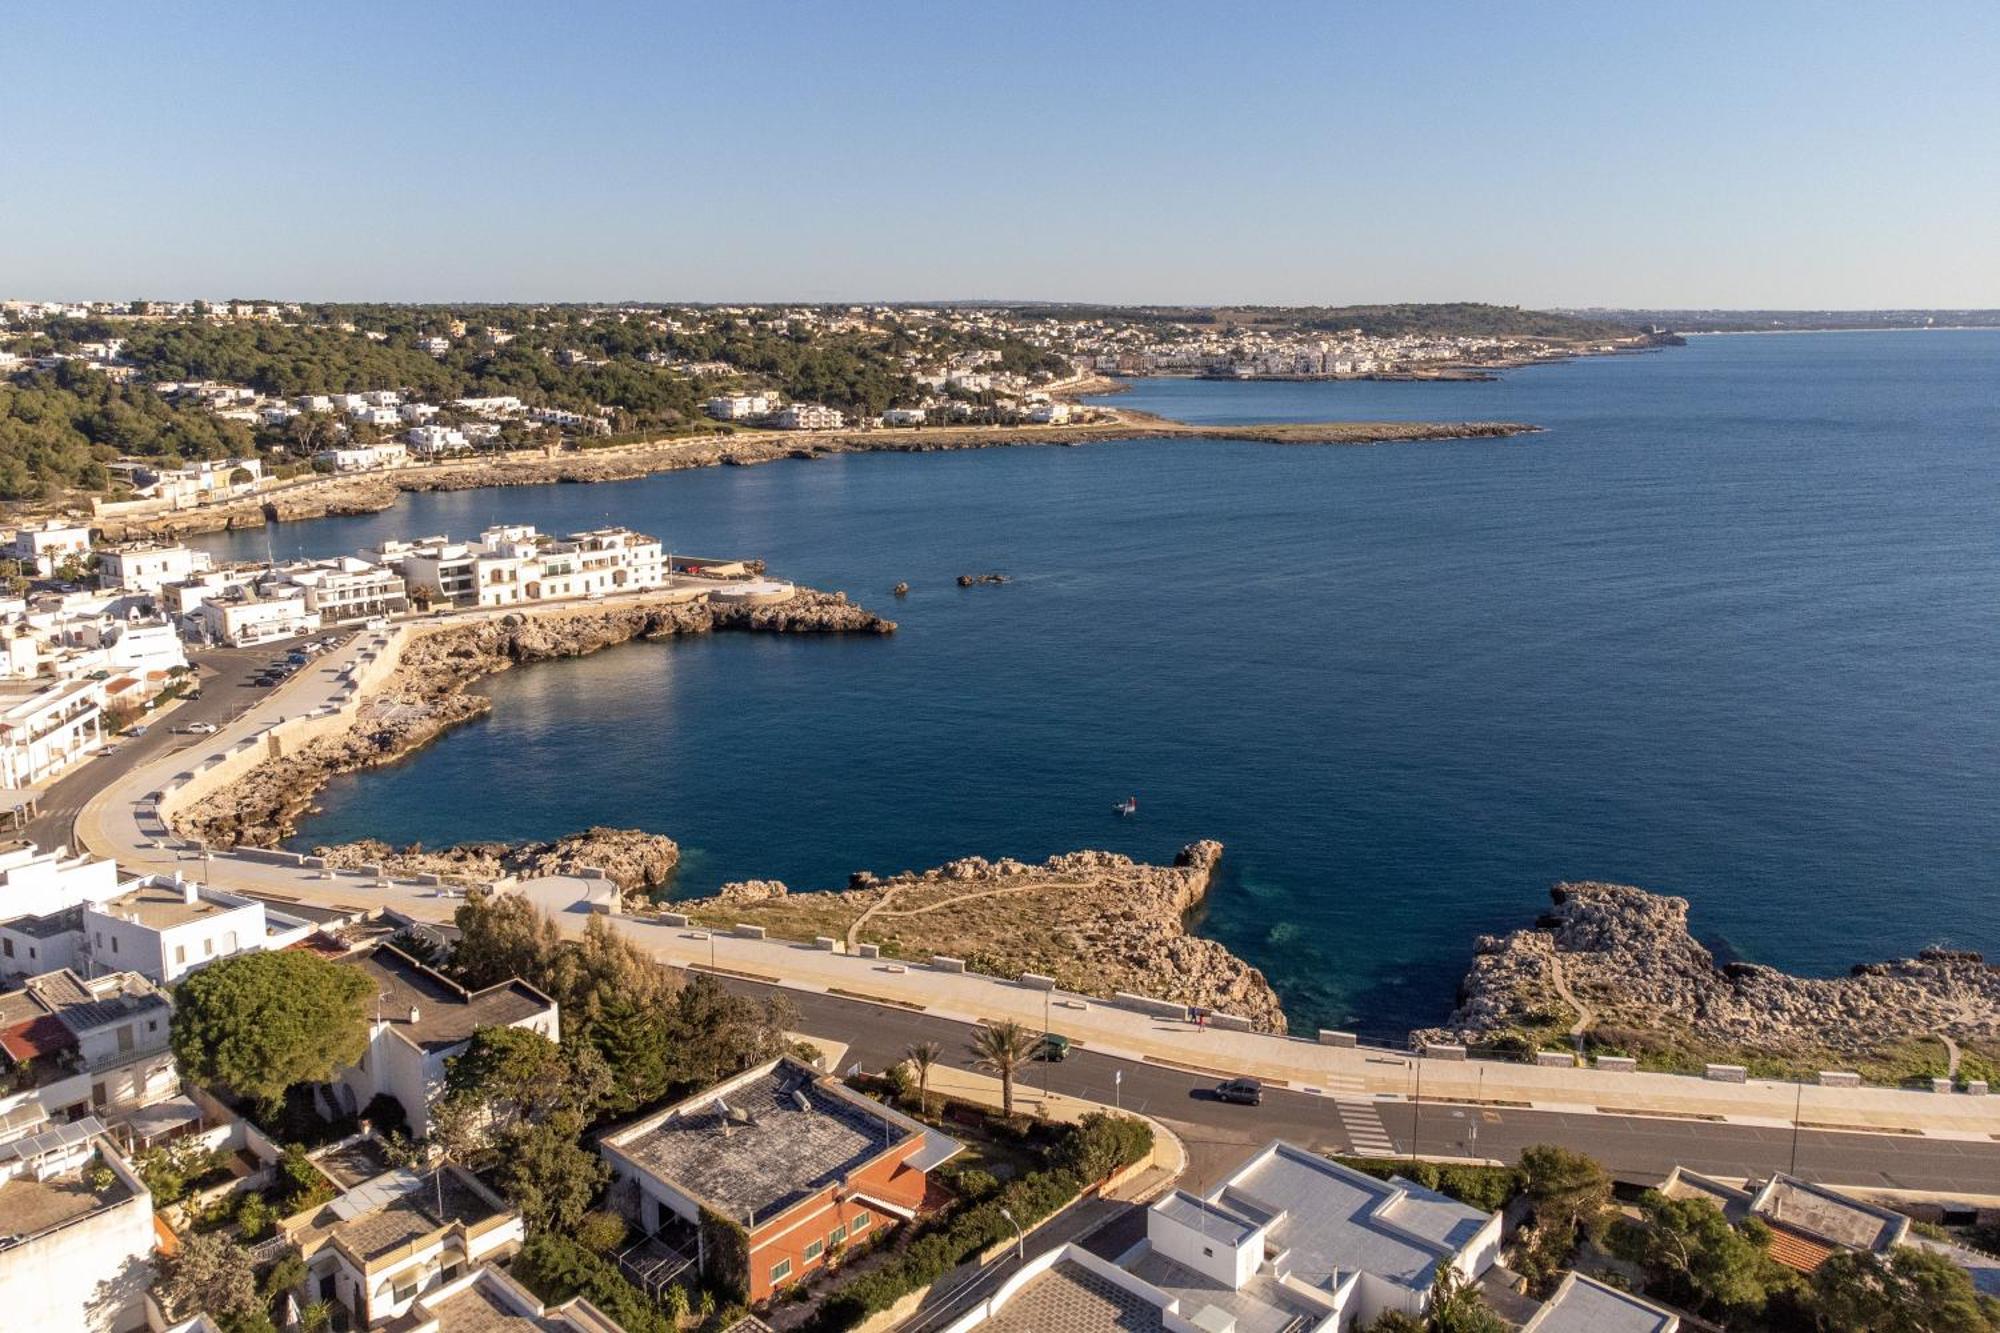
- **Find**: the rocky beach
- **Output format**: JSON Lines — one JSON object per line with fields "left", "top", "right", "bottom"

{"left": 1418, "top": 882, "right": 2000, "bottom": 1082}
{"left": 175, "top": 588, "right": 894, "bottom": 849}
{"left": 674, "top": 839, "right": 1290, "bottom": 1033}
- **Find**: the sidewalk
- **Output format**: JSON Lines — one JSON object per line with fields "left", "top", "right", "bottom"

{"left": 70, "top": 618, "right": 2000, "bottom": 1145}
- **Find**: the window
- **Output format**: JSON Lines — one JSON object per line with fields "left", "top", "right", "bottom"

{"left": 117, "top": 1025, "right": 135, "bottom": 1053}
{"left": 392, "top": 1278, "right": 418, "bottom": 1304}
{"left": 204, "top": 937, "right": 214, "bottom": 957}
{"left": 769, "top": 1259, "right": 791, "bottom": 1285}
{"left": 851, "top": 1211, "right": 869, "bottom": 1234}
{"left": 3, "top": 938, "right": 12, "bottom": 958}
{"left": 175, "top": 944, "right": 187, "bottom": 965}
{"left": 830, "top": 1223, "right": 847, "bottom": 1247}
{"left": 804, "top": 1240, "right": 823, "bottom": 1262}
{"left": 148, "top": 1019, "right": 158, "bottom": 1033}
{"left": 110, "top": 936, "right": 119, "bottom": 954}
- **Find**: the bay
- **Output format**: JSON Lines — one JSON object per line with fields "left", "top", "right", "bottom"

{"left": 192, "top": 331, "right": 2000, "bottom": 1038}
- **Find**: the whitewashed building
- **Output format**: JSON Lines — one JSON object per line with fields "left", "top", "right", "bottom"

{"left": 96, "top": 544, "right": 211, "bottom": 595}
{"left": 0, "top": 677, "right": 104, "bottom": 789}
{"left": 0, "top": 1124, "right": 155, "bottom": 1333}
{"left": 191, "top": 586, "right": 320, "bottom": 646}
{"left": 80, "top": 879, "right": 268, "bottom": 984}
{"left": 772, "top": 403, "right": 845, "bottom": 430}
{"left": 6, "top": 522, "right": 93, "bottom": 577}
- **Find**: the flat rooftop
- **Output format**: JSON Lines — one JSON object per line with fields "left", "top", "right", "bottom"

{"left": 1525, "top": 1272, "right": 1679, "bottom": 1333}
{"left": 1125, "top": 1251, "right": 1315, "bottom": 1333}
{"left": 309, "top": 1168, "right": 506, "bottom": 1264}
{"left": 0, "top": 1167, "right": 134, "bottom": 1250}
{"left": 97, "top": 882, "right": 231, "bottom": 929}
{"left": 977, "top": 1257, "right": 1168, "bottom": 1333}
{"left": 1216, "top": 1144, "right": 1490, "bottom": 1293}
{"left": 1756, "top": 1174, "right": 1905, "bottom": 1253}
{"left": 346, "top": 946, "right": 550, "bottom": 1051}
{"left": 607, "top": 1057, "right": 917, "bottom": 1225}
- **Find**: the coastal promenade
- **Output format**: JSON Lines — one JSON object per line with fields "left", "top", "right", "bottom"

{"left": 68, "top": 614, "right": 2000, "bottom": 1161}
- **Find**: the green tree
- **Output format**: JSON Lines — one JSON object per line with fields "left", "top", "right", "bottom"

{"left": 1608, "top": 1192, "right": 1789, "bottom": 1319}
{"left": 969, "top": 1021, "right": 1038, "bottom": 1117}
{"left": 452, "top": 889, "right": 565, "bottom": 990}
{"left": 154, "top": 1231, "right": 260, "bottom": 1324}
{"left": 1812, "top": 1246, "right": 2000, "bottom": 1333}
{"left": 1054, "top": 1112, "right": 1154, "bottom": 1184}
{"left": 496, "top": 1109, "right": 608, "bottom": 1231}
{"left": 170, "top": 951, "right": 372, "bottom": 1116}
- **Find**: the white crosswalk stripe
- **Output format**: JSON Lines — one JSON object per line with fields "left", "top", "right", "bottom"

{"left": 1336, "top": 1098, "right": 1397, "bottom": 1156}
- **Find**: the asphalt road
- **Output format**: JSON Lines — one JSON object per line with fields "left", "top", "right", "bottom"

{"left": 722, "top": 977, "right": 2000, "bottom": 1197}
{"left": 24, "top": 636, "right": 336, "bottom": 850}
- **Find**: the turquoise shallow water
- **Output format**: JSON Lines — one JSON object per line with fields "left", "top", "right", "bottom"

{"left": 193, "top": 331, "right": 2000, "bottom": 1038}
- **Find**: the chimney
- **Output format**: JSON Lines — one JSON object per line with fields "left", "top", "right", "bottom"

{"left": 182, "top": 879, "right": 199, "bottom": 906}
{"left": 407, "top": 1005, "right": 421, "bottom": 1025}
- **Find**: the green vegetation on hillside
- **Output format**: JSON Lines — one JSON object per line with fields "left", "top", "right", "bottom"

{"left": 0, "top": 362, "right": 254, "bottom": 499}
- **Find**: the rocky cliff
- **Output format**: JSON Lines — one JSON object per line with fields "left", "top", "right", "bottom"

{"left": 176, "top": 588, "right": 893, "bottom": 848}
{"left": 1417, "top": 882, "right": 2000, "bottom": 1072}
{"left": 675, "top": 839, "right": 1290, "bottom": 1033}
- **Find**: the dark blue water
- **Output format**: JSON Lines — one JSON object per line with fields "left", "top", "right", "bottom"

{"left": 193, "top": 332, "right": 2000, "bottom": 1039}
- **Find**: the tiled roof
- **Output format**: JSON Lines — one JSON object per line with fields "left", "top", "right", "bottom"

{"left": 345, "top": 946, "right": 551, "bottom": 1051}
{"left": 978, "top": 1258, "right": 1167, "bottom": 1332}
{"left": 1766, "top": 1224, "right": 1840, "bottom": 1273}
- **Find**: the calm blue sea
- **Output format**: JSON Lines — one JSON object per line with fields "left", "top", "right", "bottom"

{"left": 192, "top": 332, "right": 2000, "bottom": 1038}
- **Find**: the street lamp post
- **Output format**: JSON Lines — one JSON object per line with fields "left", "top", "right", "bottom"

{"left": 1114, "top": 1069, "right": 1122, "bottom": 1113}
{"left": 998, "top": 1207, "right": 1024, "bottom": 1263}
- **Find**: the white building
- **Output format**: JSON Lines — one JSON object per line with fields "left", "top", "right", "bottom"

{"left": 80, "top": 878, "right": 269, "bottom": 984}
{"left": 1025, "top": 400, "right": 1072, "bottom": 425}
{"left": 96, "top": 545, "right": 211, "bottom": 595}
{"left": 314, "top": 443, "right": 409, "bottom": 472}
{"left": 0, "top": 968, "right": 177, "bottom": 1137}
{"left": 881, "top": 407, "right": 927, "bottom": 426}
{"left": 452, "top": 395, "right": 524, "bottom": 416}
{"left": 0, "top": 677, "right": 104, "bottom": 789}
{"left": 296, "top": 394, "right": 334, "bottom": 413}
{"left": 1524, "top": 1272, "right": 1681, "bottom": 1333}
{"left": 468, "top": 525, "right": 666, "bottom": 608}
{"left": 106, "top": 460, "right": 261, "bottom": 509}
{"left": 333, "top": 945, "right": 557, "bottom": 1139}
{"left": 771, "top": 403, "right": 845, "bottom": 430}
{"left": 406, "top": 424, "right": 469, "bottom": 456}
{"left": 375, "top": 1266, "right": 621, "bottom": 1333}
{"left": 277, "top": 557, "right": 408, "bottom": 624}
{"left": 191, "top": 586, "right": 320, "bottom": 647}
{"left": 398, "top": 402, "right": 440, "bottom": 423}
{"left": 0, "top": 842, "right": 121, "bottom": 932}
{"left": 705, "top": 393, "right": 776, "bottom": 420}
{"left": 278, "top": 1161, "right": 523, "bottom": 1331}
{"left": 0, "top": 1124, "right": 155, "bottom": 1333}
{"left": 7, "top": 522, "right": 93, "bottom": 577}
{"left": 1110, "top": 1141, "right": 1502, "bottom": 1331}
{"left": 417, "top": 336, "right": 451, "bottom": 356}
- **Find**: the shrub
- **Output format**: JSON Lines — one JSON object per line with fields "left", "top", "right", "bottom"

{"left": 1053, "top": 1113, "right": 1153, "bottom": 1184}
{"left": 235, "top": 1190, "right": 272, "bottom": 1240}
{"left": 575, "top": 1209, "right": 628, "bottom": 1254}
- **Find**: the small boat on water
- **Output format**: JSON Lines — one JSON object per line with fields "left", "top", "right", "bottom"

{"left": 1114, "top": 795, "right": 1139, "bottom": 817}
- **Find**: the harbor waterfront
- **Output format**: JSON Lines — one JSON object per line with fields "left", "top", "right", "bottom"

{"left": 187, "top": 330, "right": 2000, "bottom": 1040}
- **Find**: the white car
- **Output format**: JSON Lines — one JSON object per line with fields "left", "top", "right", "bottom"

{"left": 186, "top": 721, "right": 219, "bottom": 734}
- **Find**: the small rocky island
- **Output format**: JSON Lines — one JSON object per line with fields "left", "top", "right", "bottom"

{"left": 677, "top": 840, "right": 1290, "bottom": 1033}
{"left": 1417, "top": 882, "right": 2000, "bottom": 1082}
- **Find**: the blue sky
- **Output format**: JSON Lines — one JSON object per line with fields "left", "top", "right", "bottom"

{"left": 5, "top": 2, "right": 1996, "bottom": 306}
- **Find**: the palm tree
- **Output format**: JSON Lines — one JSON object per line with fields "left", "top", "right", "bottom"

{"left": 905, "top": 1041, "right": 943, "bottom": 1116}
{"left": 969, "top": 1022, "right": 1038, "bottom": 1117}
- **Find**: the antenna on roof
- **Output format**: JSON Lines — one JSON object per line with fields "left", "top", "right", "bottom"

{"left": 791, "top": 1089, "right": 811, "bottom": 1113}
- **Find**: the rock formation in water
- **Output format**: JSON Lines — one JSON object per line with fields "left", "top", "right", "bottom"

{"left": 1416, "top": 882, "right": 2000, "bottom": 1070}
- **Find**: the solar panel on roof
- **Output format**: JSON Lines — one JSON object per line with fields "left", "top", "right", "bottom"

{"left": 0, "top": 1115, "right": 104, "bottom": 1162}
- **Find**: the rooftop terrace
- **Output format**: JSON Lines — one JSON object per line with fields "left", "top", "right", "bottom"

{"left": 606, "top": 1056, "right": 917, "bottom": 1225}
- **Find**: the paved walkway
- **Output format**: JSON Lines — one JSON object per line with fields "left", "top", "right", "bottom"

{"left": 69, "top": 610, "right": 2000, "bottom": 1147}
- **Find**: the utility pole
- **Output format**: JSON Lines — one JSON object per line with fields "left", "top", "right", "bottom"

{"left": 1114, "top": 1069, "right": 1122, "bottom": 1113}
{"left": 1788, "top": 1080, "right": 1804, "bottom": 1176}
{"left": 1409, "top": 1056, "right": 1423, "bottom": 1165}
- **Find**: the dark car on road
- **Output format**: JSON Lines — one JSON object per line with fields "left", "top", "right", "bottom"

{"left": 1035, "top": 1033, "right": 1071, "bottom": 1062}
{"left": 1214, "top": 1077, "right": 1263, "bottom": 1106}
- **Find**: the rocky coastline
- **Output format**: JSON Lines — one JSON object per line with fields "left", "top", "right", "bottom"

{"left": 92, "top": 416, "right": 1539, "bottom": 540}
{"left": 311, "top": 827, "right": 682, "bottom": 894}
{"left": 1417, "top": 882, "right": 2000, "bottom": 1080}
{"left": 175, "top": 588, "right": 894, "bottom": 849}
{"left": 674, "top": 839, "right": 1290, "bottom": 1033}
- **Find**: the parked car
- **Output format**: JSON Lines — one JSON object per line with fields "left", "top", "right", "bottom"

{"left": 126, "top": 724, "right": 149, "bottom": 738}
{"left": 1035, "top": 1033, "right": 1072, "bottom": 1062}
{"left": 1214, "top": 1077, "right": 1263, "bottom": 1106}
{"left": 186, "top": 721, "right": 219, "bottom": 734}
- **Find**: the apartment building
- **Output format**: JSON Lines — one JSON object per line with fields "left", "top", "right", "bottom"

{"left": 0, "top": 842, "right": 122, "bottom": 964}
{"left": 0, "top": 968, "right": 176, "bottom": 1134}
{"left": 0, "top": 677, "right": 105, "bottom": 788}
{"left": 705, "top": 392, "right": 776, "bottom": 420}
{"left": 406, "top": 424, "right": 469, "bottom": 456}
{"left": 96, "top": 544, "right": 211, "bottom": 595}
{"left": 278, "top": 557, "right": 409, "bottom": 624}
{"left": 771, "top": 403, "right": 844, "bottom": 430}
{"left": 191, "top": 586, "right": 321, "bottom": 646}
{"left": 315, "top": 443, "right": 409, "bottom": 472}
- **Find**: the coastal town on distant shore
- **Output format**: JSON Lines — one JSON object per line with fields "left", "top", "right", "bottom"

{"left": 3, "top": 300, "right": 1997, "bottom": 1333}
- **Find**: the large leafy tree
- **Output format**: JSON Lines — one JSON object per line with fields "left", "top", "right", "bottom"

{"left": 452, "top": 889, "right": 565, "bottom": 992}
{"left": 170, "top": 951, "right": 371, "bottom": 1115}
{"left": 441, "top": 1025, "right": 611, "bottom": 1148}
{"left": 1608, "top": 1192, "right": 1790, "bottom": 1319}
{"left": 153, "top": 1231, "right": 260, "bottom": 1325}
{"left": 496, "top": 1109, "right": 608, "bottom": 1232}
{"left": 1812, "top": 1246, "right": 2000, "bottom": 1333}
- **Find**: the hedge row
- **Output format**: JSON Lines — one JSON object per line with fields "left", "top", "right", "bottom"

{"left": 1332, "top": 1155, "right": 1523, "bottom": 1213}
{"left": 511, "top": 1233, "right": 674, "bottom": 1333}
{"left": 807, "top": 1168, "right": 1083, "bottom": 1331}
